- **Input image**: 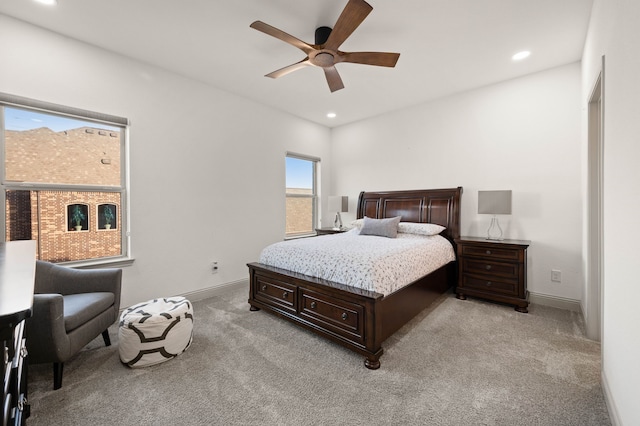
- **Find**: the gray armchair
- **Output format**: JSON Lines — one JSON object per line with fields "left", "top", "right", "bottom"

{"left": 26, "top": 260, "right": 122, "bottom": 389}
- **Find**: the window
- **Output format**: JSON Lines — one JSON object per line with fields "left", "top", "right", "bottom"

{"left": 97, "top": 204, "right": 118, "bottom": 230}
{"left": 1, "top": 93, "right": 129, "bottom": 264}
{"left": 285, "top": 153, "right": 319, "bottom": 238}
{"left": 67, "top": 204, "right": 89, "bottom": 231}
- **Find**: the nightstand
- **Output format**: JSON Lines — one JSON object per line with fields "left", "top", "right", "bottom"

{"left": 455, "top": 237, "right": 530, "bottom": 313}
{"left": 315, "top": 227, "right": 348, "bottom": 236}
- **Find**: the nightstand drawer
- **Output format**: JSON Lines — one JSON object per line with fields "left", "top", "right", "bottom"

{"left": 462, "top": 274, "right": 518, "bottom": 296}
{"left": 461, "top": 245, "right": 521, "bottom": 261}
{"left": 462, "top": 258, "right": 519, "bottom": 279}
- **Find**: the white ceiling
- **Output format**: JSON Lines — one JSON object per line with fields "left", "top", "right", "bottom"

{"left": 0, "top": 0, "right": 593, "bottom": 127}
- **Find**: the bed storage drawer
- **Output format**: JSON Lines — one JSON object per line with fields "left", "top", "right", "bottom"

{"left": 253, "top": 274, "right": 297, "bottom": 315}
{"left": 299, "top": 288, "right": 365, "bottom": 344}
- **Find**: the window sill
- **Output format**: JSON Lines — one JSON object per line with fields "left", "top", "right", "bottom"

{"left": 60, "top": 256, "right": 135, "bottom": 269}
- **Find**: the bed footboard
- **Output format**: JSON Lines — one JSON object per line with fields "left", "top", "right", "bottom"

{"left": 247, "top": 261, "right": 454, "bottom": 369}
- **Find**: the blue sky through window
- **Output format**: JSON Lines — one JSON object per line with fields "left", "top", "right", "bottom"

{"left": 286, "top": 156, "right": 313, "bottom": 190}
{"left": 4, "top": 107, "right": 118, "bottom": 132}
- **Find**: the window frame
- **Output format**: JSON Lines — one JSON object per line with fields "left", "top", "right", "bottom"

{"left": 0, "top": 92, "right": 132, "bottom": 267}
{"left": 285, "top": 152, "right": 319, "bottom": 239}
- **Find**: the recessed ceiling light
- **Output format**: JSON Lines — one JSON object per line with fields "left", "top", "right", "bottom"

{"left": 512, "top": 51, "right": 531, "bottom": 61}
{"left": 326, "top": 112, "right": 337, "bottom": 119}
{"left": 34, "top": 0, "right": 57, "bottom": 5}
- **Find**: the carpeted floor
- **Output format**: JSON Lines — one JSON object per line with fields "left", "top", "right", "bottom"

{"left": 26, "top": 285, "right": 611, "bottom": 425}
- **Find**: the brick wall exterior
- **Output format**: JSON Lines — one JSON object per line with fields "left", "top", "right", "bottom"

{"left": 5, "top": 127, "right": 120, "bottom": 185}
{"left": 4, "top": 127, "right": 122, "bottom": 262}
{"left": 286, "top": 188, "right": 313, "bottom": 235}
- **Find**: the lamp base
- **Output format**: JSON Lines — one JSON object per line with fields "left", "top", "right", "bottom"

{"left": 333, "top": 212, "right": 343, "bottom": 231}
{"left": 486, "top": 216, "right": 503, "bottom": 240}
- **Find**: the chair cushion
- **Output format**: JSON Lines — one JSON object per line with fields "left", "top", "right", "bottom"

{"left": 63, "top": 292, "right": 115, "bottom": 332}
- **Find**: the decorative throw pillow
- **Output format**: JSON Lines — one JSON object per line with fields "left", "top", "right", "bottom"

{"left": 359, "top": 216, "right": 402, "bottom": 238}
{"left": 397, "top": 222, "right": 446, "bottom": 236}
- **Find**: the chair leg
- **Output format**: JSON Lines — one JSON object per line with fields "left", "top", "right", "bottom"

{"left": 102, "top": 330, "right": 111, "bottom": 347}
{"left": 53, "top": 362, "right": 64, "bottom": 390}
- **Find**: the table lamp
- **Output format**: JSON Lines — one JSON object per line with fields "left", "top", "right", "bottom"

{"left": 478, "top": 190, "right": 512, "bottom": 240}
{"left": 328, "top": 196, "right": 348, "bottom": 230}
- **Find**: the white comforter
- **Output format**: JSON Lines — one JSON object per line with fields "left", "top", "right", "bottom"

{"left": 259, "top": 229, "right": 456, "bottom": 296}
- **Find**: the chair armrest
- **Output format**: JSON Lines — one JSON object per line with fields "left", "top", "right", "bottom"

{"left": 25, "top": 293, "right": 70, "bottom": 363}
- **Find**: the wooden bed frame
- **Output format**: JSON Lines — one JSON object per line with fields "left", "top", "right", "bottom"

{"left": 247, "top": 187, "right": 462, "bottom": 369}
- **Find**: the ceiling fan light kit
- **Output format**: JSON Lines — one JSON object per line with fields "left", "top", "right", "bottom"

{"left": 250, "top": 0, "right": 400, "bottom": 93}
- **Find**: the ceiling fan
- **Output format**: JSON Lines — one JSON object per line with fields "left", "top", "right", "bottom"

{"left": 250, "top": 0, "right": 400, "bottom": 93}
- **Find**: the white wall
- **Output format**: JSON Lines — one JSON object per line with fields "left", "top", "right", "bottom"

{"left": 330, "top": 63, "right": 583, "bottom": 301}
{"left": 0, "top": 15, "right": 331, "bottom": 307}
{"left": 582, "top": 0, "right": 640, "bottom": 424}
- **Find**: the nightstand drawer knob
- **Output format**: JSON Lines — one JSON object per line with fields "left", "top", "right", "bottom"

{"left": 485, "top": 265, "right": 492, "bottom": 270}
{"left": 282, "top": 292, "right": 288, "bottom": 299}
{"left": 486, "top": 281, "right": 492, "bottom": 286}
{"left": 261, "top": 285, "right": 267, "bottom": 291}
{"left": 310, "top": 301, "right": 317, "bottom": 309}
{"left": 342, "top": 313, "right": 348, "bottom": 320}
{"left": 486, "top": 250, "right": 492, "bottom": 255}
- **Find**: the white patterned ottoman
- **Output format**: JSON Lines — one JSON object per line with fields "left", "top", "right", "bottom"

{"left": 118, "top": 297, "right": 194, "bottom": 368}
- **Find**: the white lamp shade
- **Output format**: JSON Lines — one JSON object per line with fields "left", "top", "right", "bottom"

{"left": 328, "top": 196, "right": 348, "bottom": 212}
{"left": 478, "top": 190, "right": 512, "bottom": 215}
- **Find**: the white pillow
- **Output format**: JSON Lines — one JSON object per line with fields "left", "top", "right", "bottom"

{"left": 397, "top": 222, "right": 445, "bottom": 236}
{"left": 359, "top": 216, "right": 402, "bottom": 238}
{"left": 351, "top": 218, "right": 364, "bottom": 229}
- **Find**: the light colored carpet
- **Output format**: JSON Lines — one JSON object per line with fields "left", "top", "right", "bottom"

{"left": 26, "top": 285, "right": 610, "bottom": 425}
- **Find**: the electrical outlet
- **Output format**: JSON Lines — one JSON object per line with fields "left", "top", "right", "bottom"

{"left": 551, "top": 269, "right": 562, "bottom": 283}
{"left": 211, "top": 261, "right": 219, "bottom": 274}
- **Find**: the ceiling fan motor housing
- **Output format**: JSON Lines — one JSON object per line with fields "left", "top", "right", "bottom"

{"left": 315, "top": 26, "right": 332, "bottom": 45}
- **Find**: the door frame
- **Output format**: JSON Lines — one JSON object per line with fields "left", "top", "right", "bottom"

{"left": 585, "top": 56, "right": 604, "bottom": 341}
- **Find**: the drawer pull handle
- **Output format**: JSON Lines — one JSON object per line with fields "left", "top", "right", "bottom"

{"left": 17, "top": 395, "right": 27, "bottom": 411}
{"left": 486, "top": 250, "right": 492, "bottom": 255}
{"left": 342, "top": 313, "right": 348, "bottom": 320}
{"left": 486, "top": 281, "right": 492, "bottom": 287}
{"left": 310, "top": 301, "right": 317, "bottom": 309}
{"left": 485, "top": 265, "right": 492, "bottom": 270}
{"left": 282, "top": 292, "right": 288, "bottom": 299}
{"left": 261, "top": 285, "right": 267, "bottom": 291}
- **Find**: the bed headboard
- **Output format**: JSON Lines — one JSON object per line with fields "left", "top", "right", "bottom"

{"left": 356, "top": 187, "right": 463, "bottom": 241}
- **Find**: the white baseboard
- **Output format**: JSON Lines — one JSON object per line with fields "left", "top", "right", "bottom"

{"left": 601, "top": 369, "right": 621, "bottom": 426}
{"left": 528, "top": 291, "right": 581, "bottom": 312}
{"left": 117, "top": 279, "right": 248, "bottom": 319}
{"left": 179, "top": 279, "right": 248, "bottom": 302}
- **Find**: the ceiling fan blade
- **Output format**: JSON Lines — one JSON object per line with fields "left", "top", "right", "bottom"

{"left": 323, "top": 66, "right": 345, "bottom": 92}
{"left": 250, "top": 21, "right": 315, "bottom": 55}
{"left": 324, "top": 0, "right": 373, "bottom": 51}
{"left": 265, "top": 58, "right": 311, "bottom": 79}
{"left": 338, "top": 51, "right": 400, "bottom": 67}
